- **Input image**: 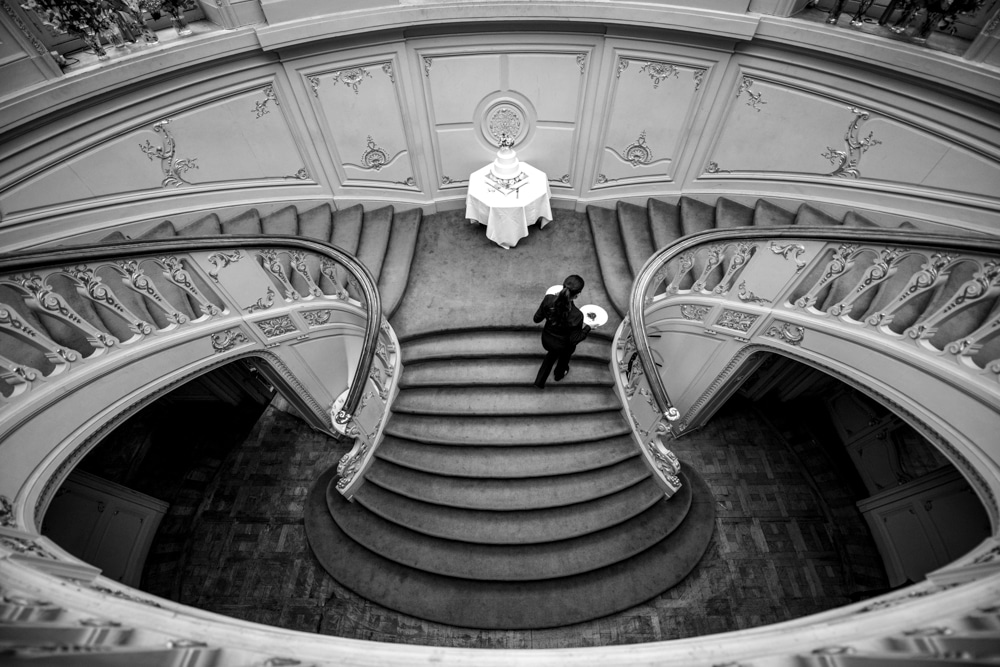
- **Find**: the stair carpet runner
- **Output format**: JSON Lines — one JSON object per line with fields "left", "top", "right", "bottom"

{"left": 98, "top": 195, "right": 893, "bottom": 630}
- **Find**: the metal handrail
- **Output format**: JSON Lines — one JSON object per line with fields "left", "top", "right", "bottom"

{"left": 628, "top": 226, "right": 1000, "bottom": 429}
{"left": 0, "top": 234, "right": 382, "bottom": 426}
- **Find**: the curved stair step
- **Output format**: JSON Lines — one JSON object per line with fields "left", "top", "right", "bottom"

{"left": 586, "top": 205, "right": 632, "bottom": 317}
{"left": 378, "top": 207, "right": 423, "bottom": 318}
{"left": 307, "top": 465, "right": 715, "bottom": 629}
{"left": 401, "top": 329, "right": 612, "bottom": 364}
{"left": 364, "top": 456, "right": 651, "bottom": 510}
{"left": 679, "top": 196, "right": 716, "bottom": 235}
{"left": 715, "top": 197, "right": 754, "bottom": 229}
{"left": 391, "top": 385, "right": 621, "bottom": 415}
{"left": 385, "top": 411, "right": 629, "bottom": 446}
{"left": 795, "top": 202, "right": 843, "bottom": 226}
{"left": 356, "top": 205, "right": 394, "bottom": 280}
{"left": 753, "top": 198, "right": 796, "bottom": 227}
{"left": 346, "top": 475, "right": 663, "bottom": 544}
{"left": 331, "top": 203, "right": 365, "bottom": 254}
{"left": 648, "top": 197, "right": 682, "bottom": 250}
{"left": 400, "top": 357, "right": 613, "bottom": 387}
{"left": 616, "top": 200, "right": 656, "bottom": 277}
{"left": 330, "top": 482, "right": 693, "bottom": 581}
{"left": 376, "top": 434, "right": 638, "bottom": 478}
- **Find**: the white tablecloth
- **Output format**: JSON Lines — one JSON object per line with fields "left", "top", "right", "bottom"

{"left": 465, "top": 162, "right": 553, "bottom": 249}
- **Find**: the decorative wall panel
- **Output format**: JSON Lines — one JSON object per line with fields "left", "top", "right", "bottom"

{"left": 419, "top": 46, "right": 590, "bottom": 190}
{"left": 1, "top": 83, "right": 311, "bottom": 217}
{"left": 304, "top": 58, "right": 418, "bottom": 190}
{"left": 703, "top": 73, "right": 1000, "bottom": 199}
{"left": 594, "top": 51, "right": 709, "bottom": 187}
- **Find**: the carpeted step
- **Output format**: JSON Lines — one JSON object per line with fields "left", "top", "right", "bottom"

{"left": 385, "top": 411, "right": 629, "bottom": 446}
{"left": 795, "top": 203, "right": 843, "bottom": 226}
{"left": 399, "top": 357, "right": 613, "bottom": 387}
{"left": 616, "top": 201, "right": 657, "bottom": 277}
{"left": 400, "top": 329, "right": 612, "bottom": 365}
{"left": 296, "top": 203, "right": 333, "bottom": 241}
{"left": 378, "top": 207, "right": 422, "bottom": 318}
{"left": 330, "top": 483, "right": 692, "bottom": 581}
{"left": 330, "top": 203, "right": 365, "bottom": 254}
{"left": 364, "top": 456, "right": 651, "bottom": 510}
{"left": 261, "top": 205, "right": 299, "bottom": 236}
{"left": 376, "top": 434, "right": 638, "bottom": 478}
{"left": 679, "top": 196, "right": 716, "bottom": 235}
{"left": 586, "top": 205, "right": 632, "bottom": 317}
{"left": 753, "top": 199, "right": 797, "bottom": 227}
{"left": 715, "top": 197, "right": 754, "bottom": 229}
{"left": 176, "top": 213, "right": 221, "bottom": 236}
{"left": 349, "top": 474, "right": 663, "bottom": 544}
{"left": 307, "top": 465, "right": 715, "bottom": 629}
{"left": 356, "top": 205, "right": 394, "bottom": 280}
{"left": 843, "top": 211, "right": 880, "bottom": 228}
{"left": 648, "top": 198, "right": 683, "bottom": 250}
{"left": 391, "top": 385, "right": 620, "bottom": 415}
{"left": 221, "top": 208, "right": 261, "bottom": 234}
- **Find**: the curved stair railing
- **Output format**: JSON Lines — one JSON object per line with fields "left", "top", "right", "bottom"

{"left": 619, "top": 226, "right": 1000, "bottom": 515}
{"left": 0, "top": 235, "right": 397, "bottom": 526}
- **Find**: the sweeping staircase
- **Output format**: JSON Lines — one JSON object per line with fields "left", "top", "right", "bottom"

{"left": 3, "top": 196, "right": 1000, "bottom": 664}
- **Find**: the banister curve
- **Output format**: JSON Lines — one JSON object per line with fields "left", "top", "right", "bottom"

{"left": 628, "top": 226, "right": 1000, "bottom": 435}
{"left": 0, "top": 234, "right": 382, "bottom": 427}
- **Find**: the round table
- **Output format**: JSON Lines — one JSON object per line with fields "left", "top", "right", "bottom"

{"left": 465, "top": 162, "right": 553, "bottom": 249}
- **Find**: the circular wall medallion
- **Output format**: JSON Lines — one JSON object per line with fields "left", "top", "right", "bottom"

{"left": 487, "top": 103, "right": 524, "bottom": 145}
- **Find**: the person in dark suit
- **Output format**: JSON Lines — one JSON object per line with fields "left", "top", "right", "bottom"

{"left": 533, "top": 274, "right": 591, "bottom": 389}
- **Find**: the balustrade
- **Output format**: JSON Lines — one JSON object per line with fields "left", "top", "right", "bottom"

{"left": 620, "top": 227, "right": 1000, "bottom": 505}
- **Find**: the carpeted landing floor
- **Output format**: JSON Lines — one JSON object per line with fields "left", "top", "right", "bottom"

{"left": 147, "top": 208, "right": 882, "bottom": 647}
{"left": 389, "top": 209, "right": 621, "bottom": 339}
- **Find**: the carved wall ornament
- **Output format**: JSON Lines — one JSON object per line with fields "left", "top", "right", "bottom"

{"left": 737, "top": 76, "right": 766, "bottom": 111}
{"left": 637, "top": 60, "right": 680, "bottom": 88}
{"left": 441, "top": 176, "right": 468, "bottom": 186}
{"left": 256, "top": 315, "right": 297, "bottom": 338}
{"left": 764, "top": 322, "right": 805, "bottom": 346}
{"left": 244, "top": 287, "right": 276, "bottom": 313}
{"left": 737, "top": 280, "right": 771, "bottom": 305}
{"left": 576, "top": 53, "right": 587, "bottom": 74}
{"left": 705, "top": 161, "right": 732, "bottom": 174}
{"left": 423, "top": 57, "right": 432, "bottom": 77}
{"left": 332, "top": 67, "right": 372, "bottom": 94}
{"left": 487, "top": 104, "right": 525, "bottom": 145}
{"left": 616, "top": 57, "right": 629, "bottom": 78}
{"left": 381, "top": 62, "right": 395, "bottom": 83}
{"left": 769, "top": 241, "right": 808, "bottom": 271}
{"left": 621, "top": 130, "right": 653, "bottom": 166}
{"left": 253, "top": 85, "right": 278, "bottom": 118}
{"left": 207, "top": 250, "right": 243, "bottom": 281}
{"left": 211, "top": 328, "right": 248, "bottom": 353}
{"left": 361, "top": 136, "right": 389, "bottom": 170}
{"left": 681, "top": 304, "right": 711, "bottom": 321}
{"left": 285, "top": 168, "right": 309, "bottom": 180}
{"left": 716, "top": 309, "right": 759, "bottom": 333}
{"left": 307, "top": 75, "right": 321, "bottom": 97}
{"left": 823, "top": 107, "right": 882, "bottom": 178}
{"left": 302, "top": 309, "right": 333, "bottom": 327}
{"left": 693, "top": 69, "right": 705, "bottom": 91}
{"left": 138, "top": 119, "right": 199, "bottom": 188}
